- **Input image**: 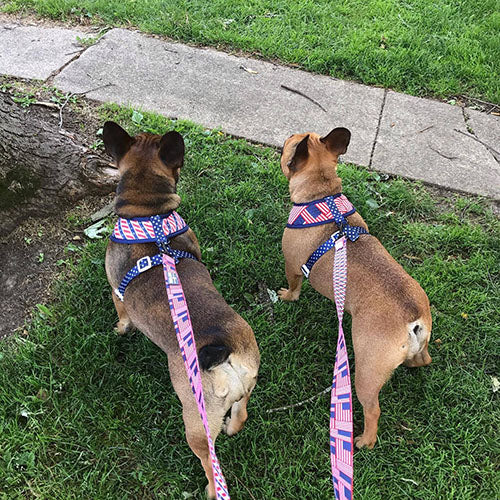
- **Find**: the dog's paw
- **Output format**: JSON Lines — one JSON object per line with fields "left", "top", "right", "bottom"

{"left": 205, "top": 484, "right": 216, "bottom": 500}
{"left": 278, "top": 287, "right": 299, "bottom": 302}
{"left": 115, "top": 319, "right": 133, "bottom": 335}
{"left": 222, "top": 416, "right": 236, "bottom": 437}
{"left": 354, "top": 434, "right": 377, "bottom": 450}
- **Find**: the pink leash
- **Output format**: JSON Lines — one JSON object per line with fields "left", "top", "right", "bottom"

{"left": 330, "top": 236, "right": 354, "bottom": 499}
{"left": 161, "top": 254, "right": 230, "bottom": 499}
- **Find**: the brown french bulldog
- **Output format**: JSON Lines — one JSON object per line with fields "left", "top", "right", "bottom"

{"left": 103, "top": 121, "right": 260, "bottom": 497}
{"left": 278, "top": 127, "right": 432, "bottom": 449}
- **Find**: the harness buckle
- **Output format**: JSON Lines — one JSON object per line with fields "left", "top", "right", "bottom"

{"left": 301, "top": 264, "right": 310, "bottom": 278}
{"left": 114, "top": 288, "right": 124, "bottom": 302}
{"left": 137, "top": 256, "right": 153, "bottom": 272}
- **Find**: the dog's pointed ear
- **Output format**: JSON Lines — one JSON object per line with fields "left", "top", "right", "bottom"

{"left": 102, "top": 121, "right": 134, "bottom": 162}
{"left": 159, "top": 131, "right": 185, "bottom": 168}
{"left": 320, "top": 127, "right": 351, "bottom": 155}
{"left": 287, "top": 134, "right": 310, "bottom": 171}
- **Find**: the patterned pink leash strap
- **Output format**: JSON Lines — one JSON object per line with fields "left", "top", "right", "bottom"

{"left": 162, "top": 254, "right": 230, "bottom": 500}
{"left": 330, "top": 236, "right": 354, "bottom": 500}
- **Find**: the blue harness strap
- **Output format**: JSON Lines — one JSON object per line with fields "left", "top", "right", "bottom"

{"left": 113, "top": 213, "right": 197, "bottom": 301}
{"left": 293, "top": 195, "right": 369, "bottom": 278}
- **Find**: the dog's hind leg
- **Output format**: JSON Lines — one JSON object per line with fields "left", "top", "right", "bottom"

{"left": 183, "top": 403, "right": 226, "bottom": 499}
{"left": 352, "top": 318, "right": 408, "bottom": 449}
{"left": 112, "top": 293, "right": 134, "bottom": 334}
{"left": 224, "top": 392, "right": 251, "bottom": 437}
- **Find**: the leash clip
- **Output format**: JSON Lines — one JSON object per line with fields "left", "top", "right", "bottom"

{"left": 335, "top": 236, "right": 346, "bottom": 251}
{"left": 157, "top": 239, "right": 171, "bottom": 255}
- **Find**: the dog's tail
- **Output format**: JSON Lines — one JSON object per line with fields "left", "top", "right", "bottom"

{"left": 406, "top": 319, "right": 430, "bottom": 359}
{"left": 199, "top": 344, "right": 231, "bottom": 371}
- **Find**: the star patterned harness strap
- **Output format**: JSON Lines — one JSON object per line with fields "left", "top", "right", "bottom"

{"left": 111, "top": 212, "right": 231, "bottom": 500}
{"left": 287, "top": 194, "right": 369, "bottom": 500}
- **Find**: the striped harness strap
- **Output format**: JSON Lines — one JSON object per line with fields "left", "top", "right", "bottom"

{"left": 111, "top": 212, "right": 197, "bottom": 300}
{"left": 287, "top": 194, "right": 369, "bottom": 500}
{"left": 111, "top": 212, "right": 230, "bottom": 499}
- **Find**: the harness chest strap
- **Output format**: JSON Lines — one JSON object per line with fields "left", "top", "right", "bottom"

{"left": 111, "top": 213, "right": 230, "bottom": 499}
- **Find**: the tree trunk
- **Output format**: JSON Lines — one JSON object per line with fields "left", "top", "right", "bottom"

{"left": 0, "top": 91, "right": 118, "bottom": 236}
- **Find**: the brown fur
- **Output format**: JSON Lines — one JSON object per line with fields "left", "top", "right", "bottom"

{"left": 279, "top": 129, "right": 432, "bottom": 449}
{"left": 103, "top": 122, "right": 260, "bottom": 497}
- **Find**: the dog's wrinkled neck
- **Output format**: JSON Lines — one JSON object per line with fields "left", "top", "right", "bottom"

{"left": 114, "top": 169, "right": 181, "bottom": 218}
{"left": 289, "top": 161, "right": 342, "bottom": 203}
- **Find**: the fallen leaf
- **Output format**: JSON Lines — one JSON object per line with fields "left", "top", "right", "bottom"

{"left": 84, "top": 220, "right": 108, "bottom": 239}
{"left": 267, "top": 288, "right": 278, "bottom": 304}
{"left": 434, "top": 338, "right": 442, "bottom": 345}
{"left": 491, "top": 376, "right": 499, "bottom": 393}
{"left": 72, "top": 235, "right": 81, "bottom": 241}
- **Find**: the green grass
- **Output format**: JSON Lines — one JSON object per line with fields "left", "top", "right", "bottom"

{"left": 1, "top": 105, "right": 499, "bottom": 499}
{"left": 3, "top": 0, "right": 500, "bottom": 103}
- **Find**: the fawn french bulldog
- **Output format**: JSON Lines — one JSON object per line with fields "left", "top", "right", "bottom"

{"left": 278, "top": 127, "right": 432, "bottom": 449}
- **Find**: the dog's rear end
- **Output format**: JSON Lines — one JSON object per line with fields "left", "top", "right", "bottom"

{"left": 103, "top": 122, "right": 259, "bottom": 498}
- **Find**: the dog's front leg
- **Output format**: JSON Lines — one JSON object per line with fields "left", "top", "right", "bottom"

{"left": 278, "top": 262, "right": 304, "bottom": 302}
{"left": 112, "top": 293, "right": 134, "bottom": 334}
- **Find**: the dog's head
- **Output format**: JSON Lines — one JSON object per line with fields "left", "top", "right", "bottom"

{"left": 102, "top": 121, "right": 185, "bottom": 217}
{"left": 280, "top": 127, "right": 351, "bottom": 201}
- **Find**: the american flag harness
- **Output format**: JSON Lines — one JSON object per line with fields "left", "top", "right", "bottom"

{"left": 287, "top": 193, "right": 369, "bottom": 500}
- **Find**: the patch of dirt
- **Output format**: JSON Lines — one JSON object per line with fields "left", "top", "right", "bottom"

{"left": 0, "top": 11, "right": 103, "bottom": 32}
{"left": 0, "top": 194, "right": 114, "bottom": 339}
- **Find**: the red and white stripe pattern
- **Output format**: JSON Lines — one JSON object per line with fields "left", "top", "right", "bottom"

{"left": 112, "top": 211, "right": 187, "bottom": 242}
{"left": 287, "top": 195, "right": 354, "bottom": 226}
{"left": 330, "top": 236, "right": 354, "bottom": 500}
{"left": 162, "top": 254, "right": 230, "bottom": 500}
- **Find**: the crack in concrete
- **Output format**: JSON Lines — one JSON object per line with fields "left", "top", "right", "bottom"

{"left": 459, "top": 106, "right": 500, "bottom": 166}
{"left": 45, "top": 30, "right": 110, "bottom": 84}
{"left": 429, "top": 145, "right": 459, "bottom": 160}
{"left": 369, "top": 88, "right": 388, "bottom": 168}
{"left": 454, "top": 128, "right": 500, "bottom": 166}
{"left": 461, "top": 106, "right": 474, "bottom": 135}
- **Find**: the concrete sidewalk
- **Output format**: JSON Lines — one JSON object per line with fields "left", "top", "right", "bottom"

{"left": 1, "top": 20, "right": 499, "bottom": 199}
